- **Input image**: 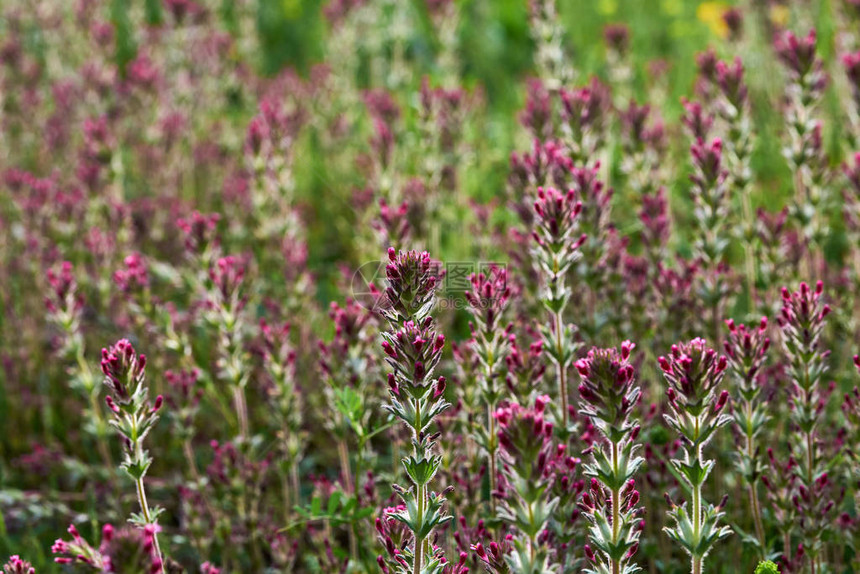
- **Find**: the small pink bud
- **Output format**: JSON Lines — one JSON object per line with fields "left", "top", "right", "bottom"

{"left": 105, "top": 395, "right": 119, "bottom": 413}
{"left": 714, "top": 390, "right": 729, "bottom": 413}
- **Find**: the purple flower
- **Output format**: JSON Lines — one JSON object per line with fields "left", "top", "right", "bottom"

{"left": 176, "top": 211, "right": 220, "bottom": 255}
{"left": 113, "top": 253, "right": 149, "bottom": 293}
{"left": 2, "top": 556, "right": 34, "bottom": 574}
{"left": 775, "top": 29, "right": 824, "bottom": 82}
{"left": 100, "top": 339, "right": 146, "bottom": 403}
{"left": 659, "top": 338, "right": 728, "bottom": 417}
{"left": 576, "top": 341, "right": 638, "bottom": 432}
{"left": 603, "top": 23, "right": 630, "bottom": 56}
{"left": 379, "top": 248, "right": 441, "bottom": 324}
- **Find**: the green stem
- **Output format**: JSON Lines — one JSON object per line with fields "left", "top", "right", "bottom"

{"left": 553, "top": 309, "right": 568, "bottom": 430}
{"left": 414, "top": 482, "right": 425, "bottom": 574}
{"left": 745, "top": 402, "right": 766, "bottom": 555}
{"left": 692, "top": 441, "right": 703, "bottom": 574}
{"left": 487, "top": 401, "right": 497, "bottom": 513}
{"left": 232, "top": 384, "right": 249, "bottom": 442}
{"left": 338, "top": 437, "right": 357, "bottom": 562}
{"left": 611, "top": 440, "right": 621, "bottom": 574}
{"left": 135, "top": 476, "right": 165, "bottom": 573}
{"left": 413, "top": 398, "right": 425, "bottom": 574}
{"left": 183, "top": 438, "right": 199, "bottom": 482}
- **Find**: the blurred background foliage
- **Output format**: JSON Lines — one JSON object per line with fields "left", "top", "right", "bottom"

{"left": 245, "top": 0, "right": 842, "bottom": 284}
{"left": 96, "top": 0, "right": 852, "bottom": 317}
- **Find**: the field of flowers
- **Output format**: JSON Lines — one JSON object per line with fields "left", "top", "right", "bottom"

{"left": 2, "top": 0, "right": 860, "bottom": 572}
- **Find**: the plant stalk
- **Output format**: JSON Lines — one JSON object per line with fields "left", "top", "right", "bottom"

{"left": 136, "top": 476, "right": 165, "bottom": 573}
{"left": 553, "top": 309, "right": 568, "bottom": 430}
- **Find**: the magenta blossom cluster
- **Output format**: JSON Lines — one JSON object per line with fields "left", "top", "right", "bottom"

{"left": 576, "top": 341, "right": 643, "bottom": 573}
{"left": 52, "top": 523, "right": 162, "bottom": 573}
{"left": 377, "top": 248, "right": 452, "bottom": 574}
{"left": 777, "top": 282, "right": 835, "bottom": 568}
{"left": 659, "top": 338, "right": 731, "bottom": 574}
{"left": 724, "top": 316, "right": 771, "bottom": 552}
{"left": 463, "top": 265, "right": 512, "bottom": 511}
{"left": 2, "top": 556, "right": 34, "bottom": 574}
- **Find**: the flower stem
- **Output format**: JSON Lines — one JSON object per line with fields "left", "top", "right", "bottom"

{"left": 233, "top": 384, "right": 249, "bottom": 441}
{"left": 692, "top": 443, "right": 703, "bottom": 574}
{"left": 338, "top": 437, "right": 357, "bottom": 561}
{"left": 414, "top": 482, "right": 425, "bottom": 574}
{"left": 135, "top": 476, "right": 165, "bottom": 573}
{"left": 611, "top": 440, "right": 621, "bottom": 574}
{"left": 553, "top": 309, "right": 568, "bottom": 430}
{"left": 487, "top": 401, "right": 497, "bottom": 513}
{"left": 183, "top": 438, "right": 200, "bottom": 482}
{"left": 413, "top": 398, "right": 425, "bottom": 574}
{"left": 745, "top": 403, "right": 766, "bottom": 554}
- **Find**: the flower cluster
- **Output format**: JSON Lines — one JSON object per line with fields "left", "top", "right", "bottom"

{"left": 52, "top": 523, "right": 162, "bottom": 573}
{"left": 531, "top": 186, "right": 586, "bottom": 432}
{"left": 658, "top": 338, "right": 732, "bottom": 573}
{"left": 378, "top": 249, "right": 452, "bottom": 574}
{"left": 724, "top": 317, "right": 771, "bottom": 552}
{"left": 576, "top": 341, "right": 644, "bottom": 574}
{"left": 777, "top": 282, "right": 835, "bottom": 567}
{"left": 100, "top": 339, "right": 164, "bottom": 565}
{"left": 491, "top": 396, "right": 557, "bottom": 572}
{"left": 2, "top": 556, "right": 34, "bottom": 574}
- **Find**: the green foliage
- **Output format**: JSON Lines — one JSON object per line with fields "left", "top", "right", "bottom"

{"left": 754, "top": 560, "right": 780, "bottom": 574}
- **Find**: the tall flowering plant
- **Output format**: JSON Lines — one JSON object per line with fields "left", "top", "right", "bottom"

{"left": 531, "top": 186, "right": 586, "bottom": 433}
{"left": 723, "top": 317, "right": 771, "bottom": 553}
{"left": 463, "top": 265, "right": 512, "bottom": 513}
{"left": 45, "top": 261, "right": 113, "bottom": 470}
{"left": 688, "top": 137, "right": 731, "bottom": 342}
{"left": 775, "top": 30, "right": 830, "bottom": 269}
{"left": 100, "top": 339, "right": 165, "bottom": 570}
{"left": 377, "top": 248, "right": 453, "bottom": 574}
{"left": 777, "top": 282, "right": 834, "bottom": 572}
{"left": 489, "top": 396, "right": 557, "bottom": 573}
{"left": 658, "top": 339, "right": 732, "bottom": 574}
{"left": 576, "top": 341, "right": 644, "bottom": 574}
{"left": 714, "top": 58, "right": 758, "bottom": 306}
{"left": 204, "top": 255, "right": 251, "bottom": 441}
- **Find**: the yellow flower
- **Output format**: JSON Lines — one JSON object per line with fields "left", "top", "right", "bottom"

{"left": 770, "top": 4, "right": 789, "bottom": 27}
{"left": 697, "top": 1, "right": 730, "bottom": 38}
{"left": 597, "top": 0, "right": 618, "bottom": 16}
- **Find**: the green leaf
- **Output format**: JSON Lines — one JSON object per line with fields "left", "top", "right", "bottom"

{"left": 327, "top": 490, "right": 342, "bottom": 516}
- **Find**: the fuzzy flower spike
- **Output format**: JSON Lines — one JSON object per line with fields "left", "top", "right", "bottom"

{"left": 100, "top": 339, "right": 165, "bottom": 571}
{"left": 777, "top": 281, "right": 834, "bottom": 571}
{"left": 463, "top": 265, "right": 512, "bottom": 513}
{"left": 377, "top": 248, "right": 452, "bottom": 574}
{"left": 724, "top": 316, "right": 771, "bottom": 554}
{"left": 532, "top": 186, "right": 587, "bottom": 433}
{"left": 576, "top": 340, "right": 644, "bottom": 574}
{"left": 658, "top": 338, "right": 732, "bottom": 574}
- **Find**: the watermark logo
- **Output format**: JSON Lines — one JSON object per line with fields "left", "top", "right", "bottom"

{"left": 350, "top": 260, "right": 507, "bottom": 312}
